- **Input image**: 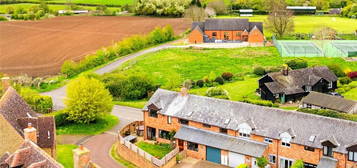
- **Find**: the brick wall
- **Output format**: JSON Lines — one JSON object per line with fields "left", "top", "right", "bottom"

{"left": 188, "top": 29, "right": 203, "bottom": 43}
{"left": 248, "top": 28, "right": 264, "bottom": 43}
{"left": 117, "top": 143, "right": 156, "bottom": 168}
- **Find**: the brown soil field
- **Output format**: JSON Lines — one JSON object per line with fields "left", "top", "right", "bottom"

{"left": 0, "top": 16, "right": 190, "bottom": 76}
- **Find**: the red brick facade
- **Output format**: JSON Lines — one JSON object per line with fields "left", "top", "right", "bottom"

{"left": 143, "top": 111, "right": 357, "bottom": 168}
{"left": 188, "top": 29, "right": 264, "bottom": 44}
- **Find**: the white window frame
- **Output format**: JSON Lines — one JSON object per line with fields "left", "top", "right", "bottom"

{"left": 279, "top": 157, "right": 294, "bottom": 168}
{"left": 269, "top": 154, "right": 276, "bottom": 164}
{"left": 348, "top": 151, "right": 357, "bottom": 161}
{"left": 264, "top": 138, "right": 273, "bottom": 143}
{"left": 238, "top": 123, "right": 252, "bottom": 138}
{"left": 328, "top": 81, "right": 333, "bottom": 89}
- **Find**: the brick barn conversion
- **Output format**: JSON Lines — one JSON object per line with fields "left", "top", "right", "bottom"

{"left": 143, "top": 88, "right": 357, "bottom": 168}
{"left": 188, "top": 18, "right": 264, "bottom": 44}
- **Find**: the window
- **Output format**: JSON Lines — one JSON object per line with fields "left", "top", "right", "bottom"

{"left": 328, "top": 82, "right": 333, "bottom": 89}
{"left": 282, "top": 142, "right": 291, "bottom": 147}
{"left": 187, "top": 142, "right": 198, "bottom": 151}
{"left": 304, "top": 146, "right": 315, "bottom": 152}
{"left": 269, "top": 155, "right": 276, "bottom": 164}
{"left": 305, "top": 85, "right": 311, "bottom": 92}
{"left": 348, "top": 151, "right": 357, "bottom": 161}
{"left": 159, "top": 130, "right": 171, "bottom": 140}
{"left": 323, "top": 146, "right": 333, "bottom": 157}
{"left": 179, "top": 119, "right": 189, "bottom": 125}
{"left": 220, "top": 128, "right": 227, "bottom": 134}
{"left": 167, "top": 116, "right": 172, "bottom": 124}
{"left": 239, "top": 132, "right": 250, "bottom": 138}
{"left": 264, "top": 138, "right": 273, "bottom": 143}
{"left": 280, "top": 158, "right": 293, "bottom": 168}
{"left": 149, "top": 109, "right": 158, "bottom": 118}
{"left": 212, "top": 32, "right": 217, "bottom": 37}
{"left": 203, "top": 123, "right": 211, "bottom": 128}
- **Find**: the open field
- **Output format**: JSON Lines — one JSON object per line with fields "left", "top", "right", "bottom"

{"left": 217, "top": 15, "right": 357, "bottom": 36}
{"left": 0, "top": 16, "right": 190, "bottom": 76}
{"left": 2, "top": 0, "right": 133, "bottom": 6}
{"left": 0, "top": 3, "right": 121, "bottom": 13}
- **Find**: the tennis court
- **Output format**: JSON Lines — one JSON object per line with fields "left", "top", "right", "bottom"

{"left": 331, "top": 41, "right": 357, "bottom": 57}
{"left": 280, "top": 41, "right": 323, "bottom": 57}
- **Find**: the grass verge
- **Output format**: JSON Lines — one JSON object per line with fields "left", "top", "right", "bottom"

{"left": 136, "top": 141, "right": 173, "bottom": 159}
{"left": 110, "top": 143, "right": 138, "bottom": 168}
{"left": 56, "top": 144, "right": 77, "bottom": 168}
{"left": 56, "top": 114, "right": 118, "bottom": 135}
{"left": 113, "top": 99, "right": 147, "bottom": 109}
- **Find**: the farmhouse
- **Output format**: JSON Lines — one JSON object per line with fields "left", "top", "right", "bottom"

{"left": 188, "top": 18, "right": 264, "bottom": 44}
{"left": 0, "top": 87, "right": 57, "bottom": 158}
{"left": 143, "top": 88, "right": 357, "bottom": 168}
{"left": 300, "top": 91, "right": 357, "bottom": 114}
{"left": 259, "top": 66, "right": 338, "bottom": 103}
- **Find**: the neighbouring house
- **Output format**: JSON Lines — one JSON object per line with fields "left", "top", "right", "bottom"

{"left": 239, "top": 9, "right": 253, "bottom": 17}
{"left": 0, "top": 87, "right": 57, "bottom": 158}
{"left": 259, "top": 66, "right": 338, "bottom": 103}
{"left": 286, "top": 6, "right": 317, "bottom": 14}
{"left": 300, "top": 91, "right": 357, "bottom": 114}
{"left": 188, "top": 18, "right": 264, "bottom": 44}
{"left": 143, "top": 88, "right": 357, "bottom": 168}
{"left": 329, "top": 8, "right": 342, "bottom": 15}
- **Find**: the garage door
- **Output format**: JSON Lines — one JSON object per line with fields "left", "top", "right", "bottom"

{"left": 228, "top": 152, "right": 245, "bottom": 167}
{"left": 206, "top": 146, "right": 221, "bottom": 164}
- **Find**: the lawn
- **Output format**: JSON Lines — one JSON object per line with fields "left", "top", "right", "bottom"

{"left": 136, "top": 141, "right": 173, "bottom": 159}
{"left": 342, "top": 81, "right": 357, "bottom": 100}
{"left": 56, "top": 114, "right": 118, "bottom": 135}
{"left": 0, "top": 3, "right": 121, "bottom": 13}
{"left": 113, "top": 99, "right": 147, "bottom": 109}
{"left": 56, "top": 144, "right": 77, "bottom": 168}
{"left": 216, "top": 15, "right": 357, "bottom": 36}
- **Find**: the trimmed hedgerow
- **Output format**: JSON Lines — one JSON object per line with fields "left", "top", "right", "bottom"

{"left": 297, "top": 108, "right": 357, "bottom": 122}
{"left": 61, "top": 25, "right": 176, "bottom": 78}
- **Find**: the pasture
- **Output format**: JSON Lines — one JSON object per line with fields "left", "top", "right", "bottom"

{"left": 217, "top": 15, "right": 357, "bottom": 36}
{"left": 0, "top": 16, "right": 190, "bottom": 76}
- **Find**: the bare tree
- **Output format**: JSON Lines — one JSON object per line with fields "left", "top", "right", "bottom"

{"left": 184, "top": 5, "right": 207, "bottom": 22}
{"left": 313, "top": 26, "right": 337, "bottom": 40}
{"left": 265, "top": 0, "right": 294, "bottom": 38}
{"left": 207, "top": 0, "right": 227, "bottom": 15}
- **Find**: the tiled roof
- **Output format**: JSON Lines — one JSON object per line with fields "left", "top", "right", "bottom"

{"left": 0, "top": 113, "right": 24, "bottom": 157}
{"left": 301, "top": 91, "right": 357, "bottom": 114}
{"left": 0, "top": 87, "right": 56, "bottom": 149}
{"left": 144, "top": 89, "right": 357, "bottom": 154}
{"left": 191, "top": 19, "right": 263, "bottom": 32}
{"left": 263, "top": 66, "right": 338, "bottom": 94}
{"left": 175, "top": 125, "right": 267, "bottom": 157}
{"left": 1, "top": 140, "right": 63, "bottom": 168}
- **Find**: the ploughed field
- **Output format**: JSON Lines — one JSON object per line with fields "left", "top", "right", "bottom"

{"left": 0, "top": 16, "right": 190, "bottom": 76}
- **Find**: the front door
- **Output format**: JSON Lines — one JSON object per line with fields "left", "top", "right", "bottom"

{"left": 206, "top": 146, "right": 221, "bottom": 164}
{"left": 146, "top": 127, "right": 156, "bottom": 140}
{"left": 178, "top": 140, "right": 184, "bottom": 151}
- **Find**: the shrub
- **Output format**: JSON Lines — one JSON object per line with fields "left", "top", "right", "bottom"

{"left": 328, "top": 64, "right": 346, "bottom": 77}
{"left": 196, "top": 80, "right": 204, "bottom": 87}
{"left": 339, "top": 77, "right": 352, "bottom": 85}
{"left": 297, "top": 108, "right": 357, "bottom": 122}
{"left": 61, "top": 60, "right": 79, "bottom": 78}
{"left": 51, "top": 110, "right": 70, "bottom": 127}
{"left": 214, "top": 76, "right": 224, "bottom": 85}
{"left": 265, "top": 66, "right": 282, "bottom": 73}
{"left": 221, "top": 72, "right": 233, "bottom": 81}
{"left": 65, "top": 77, "right": 113, "bottom": 124}
{"left": 205, "top": 87, "right": 229, "bottom": 99}
{"left": 241, "top": 98, "right": 279, "bottom": 107}
{"left": 183, "top": 79, "right": 194, "bottom": 89}
{"left": 236, "top": 164, "right": 249, "bottom": 168}
{"left": 0, "top": 16, "right": 8, "bottom": 21}
{"left": 102, "top": 73, "right": 156, "bottom": 100}
{"left": 291, "top": 160, "right": 304, "bottom": 168}
{"left": 286, "top": 59, "right": 308, "bottom": 70}
{"left": 20, "top": 87, "right": 53, "bottom": 113}
{"left": 135, "top": 0, "right": 191, "bottom": 16}
{"left": 253, "top": 67, "right": 266, "bottom": 76}
{"left": 233, "top": 73, "right": 245, "bottom": 81}
{"left": 348, "top": 71, "right": 357, "bottom": 79}
{"left": 257, "top": 157, "right": 268, "bottom": 168}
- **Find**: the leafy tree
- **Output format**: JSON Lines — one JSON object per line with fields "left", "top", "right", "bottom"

{"left": 339, "top": 77, "right": 352, "bottom": 85}
{"left": 65, "top": 77, "right": 113, "bottom": 124}
{"left": 328, "top": 64, "right": 346, "bottom": 77}
{"left": 265, "top": 0, "right": 294, "bottom": 38}
{"left": 205, "top": 87, "right": 229, "bottom": 99}
{"left": 291, "top": 159, "right": 304, "bottom": 168}
{"left": 257, "top": 157, "right": 269, "bottom": 168}
{"left": 135, "top": 0, "right": 192, "bottom": 16}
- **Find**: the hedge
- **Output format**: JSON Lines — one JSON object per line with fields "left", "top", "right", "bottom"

{"left": 20, "top": 87, "right": 53, "bottom": 113}
{"left": 241, "top": 98, "right": 279, "bottom": 107}
{"left": 61, "top": 25, "right": 176, "bottom": 78}
{"left": 297, "top": 108, "right": 357, "bottom": 122}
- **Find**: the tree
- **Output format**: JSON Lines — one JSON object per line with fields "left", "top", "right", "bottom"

{"left": 291, "top": 160, "right": 304, "bottom": 168}
{"left": 257, "top": 157, "right": 269, "bottom": 168}
{"left": 207, "top": 0, "right": 227, "bottom": 15}
{"left": 65, "top": 77, "right": 113, "bottom": 124}
{"left": 185, "top": 5, "right": 207, "bottom": 21}
{"left": 311, "top": 0, "right": 330, "bottom": 10}
{"left": 286, "top": 59, "right": 308, "bottom": 70}
{"left": 265, "top": 0, "right": 294, "bottom": 38}
{"left": 313, "top": 26, "right": 337, "bottom": 40}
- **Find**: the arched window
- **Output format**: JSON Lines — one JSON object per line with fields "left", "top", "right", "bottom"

{"left": 238, "top": 123, "right": 252, "bottom": 138}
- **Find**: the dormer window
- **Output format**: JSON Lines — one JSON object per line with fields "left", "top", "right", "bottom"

{"left": 280, "top": 132, "right": 292, "bottom": 147}
{"left": 347, "top": 144, "right": 357, "bottom": 162}
{"left": 149, "top": 109, "right": 158, "bottom": 118}
{"left": 323, "top": 146, "right": 333, "bottom": 157}
{"left": 238, "top": 123, "right": 252, "bottom": 138}
{"left": 321, "top": 140, "right": 338, "bottom": 157}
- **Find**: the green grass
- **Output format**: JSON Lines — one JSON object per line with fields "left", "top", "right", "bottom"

{"left": 56, "top": 144, "right": 77, "bottom": 168}
{"left": 136, "top": 141, "right": 173, "bottom": 159}
{"left": 342, "top": 81, "right": 357, "bottom": 100}
{"left": 113, "top": 99, "right": 147, "bottom": 109}
{"left": 216, "top": 15, "right": 357, "bottom": 36}
{"left": 56, "top": 114, "right": 118, "bottom": 135}
{"left": 0, "top": 3, "right": 121, "bottom": 13}
{"left": 110, "top": 143, "right": 138, "bottom": 168}
{"left": 1, "top": 0, "right": 133, "bottom": 7}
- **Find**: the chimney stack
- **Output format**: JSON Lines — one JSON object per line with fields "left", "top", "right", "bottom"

{"left": 73, "top": 145, "right": 91, "bottom": 168}
{"left": 24, "top": 123, "right": 37, "bottom": 144}
{"left": 180, "top": 87, "right": 188, "bottom": 96}
{"left": 1, "top": 77, "right": 10, "bottom": 91}
{"left": 282, "top": 64, "right": 289, "bottom": 76}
